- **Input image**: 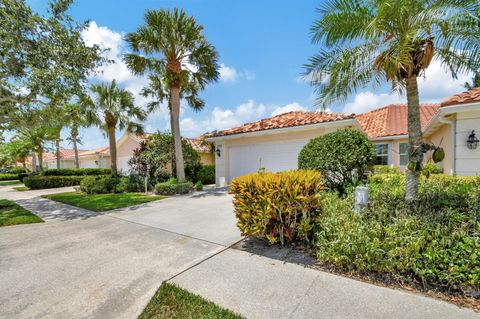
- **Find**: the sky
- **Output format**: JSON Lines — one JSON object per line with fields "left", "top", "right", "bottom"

{"left": 28, "top": 0, "right": 473, "bottom": 150}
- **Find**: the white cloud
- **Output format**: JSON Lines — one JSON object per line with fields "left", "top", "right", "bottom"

{"left": 341, "top": 59, "right": 472, "bottom": 114}
{"left": 243, "top": 70, "right": 256, "bottom": 81}
{"left": 271, "top": 102, "right": 305, "bottom": 116}
{"left": 219, "top": 64, "right": 238, "bottom": 82}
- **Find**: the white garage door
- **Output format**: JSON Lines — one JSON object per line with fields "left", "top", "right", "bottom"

{"left": 228, "top": 139, "right": 308, "bottom": 181}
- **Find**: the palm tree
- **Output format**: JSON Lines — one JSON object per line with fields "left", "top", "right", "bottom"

{"left": 305, "top": 0, "right": 480, "bottom": 202}
{"left": 464, "top": 73, "right": 480, "bottom": 90}
{"left": 84, "top": 80, "right": 146, "bottom": 175}
{"left": 65, "top": 102, "right": 93, "bottom": 168}
{"left": 124, "top": 8, "right": 219, "bottom": 182}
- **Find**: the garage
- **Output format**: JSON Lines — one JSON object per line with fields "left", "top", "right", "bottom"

{"left": 228, "top": 139, "right": 308, "bottom": 182}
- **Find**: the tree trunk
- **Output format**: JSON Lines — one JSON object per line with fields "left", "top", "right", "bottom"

{"left": 170, "top": 85, "right": 185, "bottom": 182}
{"left": 168, "top": 94, "right": 175, "bottom": 175}
{"left": 55, "top": 135, "right": 61, "bottom": 169}
{"left": 31, "top": 151, "right": 37, "bottom": 172}
{"left": 107, "top": 125, "right": 118, "bottom": 175}
{"left": 405, "top": 76, "right": 423, "bottom": 202}
{"left": 71, "top": 127, "right": 80, "bottom": 169}
{"left": 37, "top": 147, "right": 44, "bottom": 172}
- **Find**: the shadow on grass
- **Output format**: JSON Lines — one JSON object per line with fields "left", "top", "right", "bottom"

{"left": 16, "top": 197, "right": 99, "bottom": 221}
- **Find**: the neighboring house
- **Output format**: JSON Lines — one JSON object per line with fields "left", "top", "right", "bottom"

{"left": 207, "top": 87, "right": 480, "bottom": 186}
{"left": 43, "top": 149, "right": 84, "bottom": 169}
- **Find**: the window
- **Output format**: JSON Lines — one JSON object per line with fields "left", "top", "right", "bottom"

{"left": 375, "top": 144, "right": 389, "bottom": 165}
{"left": 399, "top": 143, "right": 409, "bottom": 166}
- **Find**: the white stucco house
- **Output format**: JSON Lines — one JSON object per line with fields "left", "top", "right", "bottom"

{"left": 207, "top": 87, "right": 480, "bottom": 187}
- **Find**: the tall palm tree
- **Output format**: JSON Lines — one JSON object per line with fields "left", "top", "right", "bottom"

{"left": 65, "top": 102, "right": 93, "bottom": 168}
{"left": 84, "top": 80, "right": 146, "bottom": 175}
{"left": 305, "top": 0, "right": 480, "bottom": 202}
{"left": 124, "top": 8, "right": 219, "bottom": 182}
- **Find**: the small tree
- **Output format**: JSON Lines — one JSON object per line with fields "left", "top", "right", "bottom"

{"left": 298, "top": 129, "right": 375, "bottom": 192}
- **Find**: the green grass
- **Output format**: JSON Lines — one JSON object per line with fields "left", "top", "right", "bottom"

{"left": 13, "top": 186, "right": 30, "bottom": 191}
{"left": 139, "top": 283, "right": 244, "bottom": 319}
{"left": 43, "top": 192, "right": 165, "bottom": 212}
{"left": 0, "top": 180, "right": 22, "bottom": 186}
{"left": 0, "top": 199, "right": 43, "bottom": 227}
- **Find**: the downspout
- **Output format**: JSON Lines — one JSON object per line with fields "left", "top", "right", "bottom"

{"left": 438, "top": 113, "right": 455, "bottom": 175}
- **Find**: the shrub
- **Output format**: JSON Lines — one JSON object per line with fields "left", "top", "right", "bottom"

{"left": 6, "top": 167, "right": 27, "bottom": 174}
{"left": 315, "top": 174, "right": 480, "bottom": 292}
{"left": 421, "top": 162, "right": 443, "bottom": 177}
{"left": 371, "top": 165, "right": 399, "bottom": 175}
{"left": 195, "top": 181, "right": 203, "bottom": 191}
{"left": 43, "top": 168, "right": 111, "bottom": 176}
{"left": 154, "top": 179, "right": 193, "bottom": 195}
{"left": 298, "top": 129, "right": 375, "bottom": 192}
{"left": 197, "top": 165, "right": 215, "bottom": 184}
{"left": 0, "top": 173, "right": 19, "bottom": 181}
{"left": 18, "top": 173, "right": 31, "bottom": 182}
{"left": 230, "top": 170, "right": 324, "bottom": 245}
{"left": 24, "top": 176, "right": 84, "bottom": 189}
{"left": 185, "top": 162, "right": 202, "bottom": 182}
{"left": 80, "top": 175, "right": 120, "bottom": 194}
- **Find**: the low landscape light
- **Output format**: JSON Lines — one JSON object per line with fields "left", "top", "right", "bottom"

{"left": 467, "top": 130, "right": 479, "bottom": 150}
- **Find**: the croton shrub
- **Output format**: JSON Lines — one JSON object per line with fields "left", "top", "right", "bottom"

{"left": 230, "top": 170, "right": 324, "bottom": 245}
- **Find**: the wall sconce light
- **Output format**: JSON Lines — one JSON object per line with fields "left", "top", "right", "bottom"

{"left": 215, "top": 146, "right": 222, "bottom": 157}
{"left": 467, "top": 130, "right": 479, "bottom": 150}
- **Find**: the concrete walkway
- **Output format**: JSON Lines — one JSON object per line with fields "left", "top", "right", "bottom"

{"left": 0, "top": 185, "right": 478, "bottom": 318}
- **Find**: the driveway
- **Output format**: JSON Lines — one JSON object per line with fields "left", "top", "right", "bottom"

{"left": 0, "top": 188, "right": 241, "bottom": 319}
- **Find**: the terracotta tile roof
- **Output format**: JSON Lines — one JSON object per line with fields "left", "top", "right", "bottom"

{"left": 441, "top": 87, "right": 480, "bottom": 107}
{"left": 78, "top": 146, "right": 110, "bottom": 157}
{"left": 211, "top": 111, "right": 355, "bottom": 137}
{"left": 139, "top": 133, "right": 212, "bottom": 153}
{"left": 43, "top": 149, "right": 87, "bottom": 161}
{"left": 356, "top": 103, "right": 440, "bottom": 138}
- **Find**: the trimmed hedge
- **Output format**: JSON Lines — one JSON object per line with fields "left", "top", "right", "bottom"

{"left": 298, "top": 129, "right": 375, "bottom": 192}
{"left": 0, "top": 173, "right": 19, "bottom": 181}
{"left": 198, "top": 165, "right": 215, "bottom": 185}
{"left": 18, "top": 173, "right": 31, "bottom": 182}
{"left": 43, "top": 168, "right": 111, "bottom": 176}
{"left": 24, "top": 176, "right": 84, "bottom": 189}
{"left": 80, "top": 175, "right": 120, "bottom": 194}
{"left": 155, "top": 179, "right": 193, "bottom": 195}
{"left": 230, "top": 170, "right": 324, "bottom": 245}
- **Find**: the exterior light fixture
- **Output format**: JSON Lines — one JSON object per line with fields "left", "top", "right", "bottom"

{"left": 215, "top": 146, "right": 222, "bottom": 157}
{"left": 467, "top": 130, "right": 479, "bottom": 150}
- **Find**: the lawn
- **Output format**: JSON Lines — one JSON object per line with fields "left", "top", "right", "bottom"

{"left": 0, "top": 180, "right": 22, "bottom": 186}
{"left": 43, "top": 192, "right": 165, "bottom": 212}
{"left": 13, "top": 186, "right": 29, "bottom": 191}
{"left": 139, "top": 283, "right": 243, "bottom": 319}
{"left": 0, "top": 199, "right": 43, "bottom": 226}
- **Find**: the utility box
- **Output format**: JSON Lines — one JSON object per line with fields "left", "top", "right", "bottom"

{"left": 354, "top": 186, "right": 369, "bottom": 213}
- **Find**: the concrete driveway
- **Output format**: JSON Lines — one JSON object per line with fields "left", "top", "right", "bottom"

{"left": 0, "top": 188, "right": 241, "bottom": 319}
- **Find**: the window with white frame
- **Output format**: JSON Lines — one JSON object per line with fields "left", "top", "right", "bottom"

{"left": 399, "top": 143, "right": 409, "bottom": 166}
{"left": 375, "top": 143, "right": 389, "bottom": 165}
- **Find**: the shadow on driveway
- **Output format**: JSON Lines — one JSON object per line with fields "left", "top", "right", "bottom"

{"left": 15, "top": 197, "right": 99, "bottom": 222}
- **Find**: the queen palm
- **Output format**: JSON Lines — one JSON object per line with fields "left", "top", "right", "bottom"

{"left": 305, "top": 0, "right": 480, "bottom": 202}
{"left": 84, "top": 80, "right": 146, "bottom": 175}
{"left": 124, "top": 8, "right": 219, "bottom": 182}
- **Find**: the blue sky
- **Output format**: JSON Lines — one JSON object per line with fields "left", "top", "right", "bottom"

{"left": 29, "top": 0, "right": 472, "bottom": 150}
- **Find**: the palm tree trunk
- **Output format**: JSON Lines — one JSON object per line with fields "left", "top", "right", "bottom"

{"left": 168, "top": 94, "right": 175, "bottom": 175}
{"left": 405, "top": 76, "right": 422, "bottom": 202}
{"left": 107, "top": 125, "right": 118, "bottom": 175}
{"left": 31, "top": 151, "right": 37, "bottom": 172}
{"left": 38, "top": 147, "right": 44, "bottom": 173}
{"left": 71, "top": 127, "right": 80, "bottom": 169}
{"left": 55, "top": 136, "right": 61, "bottom": 169}
{"left": 170, "top": 85, "right": 185, "bottom": 182}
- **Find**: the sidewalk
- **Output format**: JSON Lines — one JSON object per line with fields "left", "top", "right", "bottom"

{"left": 171, "top": 248, "right": 479, "bottom": 319}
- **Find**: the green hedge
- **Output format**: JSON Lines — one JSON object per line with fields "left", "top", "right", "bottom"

{"left": 24, "top": 176, "right": 85, "bottom": 189}
{"left": 197, "top": 165, "right": 215, "bottom": 184}
{"left": 230, "top": 170, "right": 324, "bottom": 245}
{"left": 0, "top": 173, "right": 19, "bottom": 181}
{"left": 315, "top": 173, "right": 480, "bottom": 293}
{"left": 155, "top": 179, "right": 192, "bottom": 195}
{"left": 79, "top": 175, "right": 146, "bottom": 194}
{"left": 43, "top": 168, "right": 111, "bottom": 176}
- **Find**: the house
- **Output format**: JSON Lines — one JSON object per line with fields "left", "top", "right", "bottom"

{"left": 26, "top": 133, "right": 215, "bottom": 173}
{"left": 207, "top": 87, "right": 480, "bottom": 186}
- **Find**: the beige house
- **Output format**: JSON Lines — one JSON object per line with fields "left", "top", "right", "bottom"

{"left": 207, "top": 87, "right": 480, "bottom": 186}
